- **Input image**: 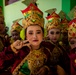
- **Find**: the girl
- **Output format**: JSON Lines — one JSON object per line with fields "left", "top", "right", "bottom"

{"left": 0, "top": 3, "right": 51, "bottom": 75}
{"left": 11, "top": 3, "right": 51, "bottom": 75}
{"left": 10, "top": 22, "right": 23, "bottom": 43}
{"left": 68, "top": 11, "right": 76, "bottom": 75}
{"left": 43, "top": 10, "right": 70, "bottom": 75}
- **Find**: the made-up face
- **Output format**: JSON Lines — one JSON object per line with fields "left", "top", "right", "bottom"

{"left": 26, "top": 25, "right": 43, "bottom": 49}
{"left": 11, "top": 30, "right": 20, "bottom": 41}
{"left": 48, "top": 28, "right": 61, "bottom": 43}
{"left": 69, "top": 38, "right": 76, "bottom": 49}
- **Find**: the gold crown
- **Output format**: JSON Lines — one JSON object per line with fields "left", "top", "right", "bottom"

{"left": 11, "top": 22, "right": 22, "bottom": 33}
{"left": 68, "top": 19, "right": 76, "bottom": 40}
{"left": 46, "top": 12, "right": 61, "bottom": 31}
{"left": 21, "top": 3, "right": 44, "bottom": 29}
{"left": 68, "top": 6, "right": 76, "bottom": 40}
{"left": 61, "top": 18, "right": 69, "bottom": 33}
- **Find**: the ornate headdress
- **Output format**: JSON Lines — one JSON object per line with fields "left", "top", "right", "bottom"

{"left": 11, "top": 22, "right": 22, "bottom": 33}
{"left": 21, "top": 3, "right": 44, "bottom": 29}
{"left": 59, "top": 10, "right": 69, "bottom": 33}
{"left": 45, "top": 9, "right": 61, "bottom": 31}
{"left": 61, "top": 18, "right": 69, "bottom": 33}
{"left": 68, "top": 19, "right": 76, "bottom": 40}
{"left": 68, "top": 6, "right": 76, "bottom": 40}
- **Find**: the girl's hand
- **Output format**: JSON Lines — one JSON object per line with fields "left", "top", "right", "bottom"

{"left": 12, "top": 40, "right": 23, "bottom": 50}
{"left": 11, "top": 40, "right": 31, "bottom": 53}
{"left": 22, "top": 40, "right": 31, "bottom": 49}
{"left": 11, "top": 40, "right": 23, "bottom": 53}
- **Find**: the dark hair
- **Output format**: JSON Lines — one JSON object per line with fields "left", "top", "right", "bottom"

{"left": 47, "top": 13, "right": 50, "bottom": 16}
{"left": 34, "top": 3, "right": 37, "bottom": 6}
{"left": 41, "top": 27, "right": 44, "bottom": 33}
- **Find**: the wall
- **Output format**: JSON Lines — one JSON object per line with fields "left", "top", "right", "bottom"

{"left": 4, "top": 1, "right": 26, "bottom": 35}
{"left": 4, "top": 0, "right": 62, "bottom": 35}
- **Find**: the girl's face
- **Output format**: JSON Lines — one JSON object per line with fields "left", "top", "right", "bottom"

{"left": 69, "top": 38, "right": 76, "bottom": 49}
{"left": 26, "top": 25, "right": 43, "bottom": 49}
{"left": 48, "top": 28, "right": 61, "bottom": 43}
{"left": 11, "top": 31, "right": 20, "bottom": 41}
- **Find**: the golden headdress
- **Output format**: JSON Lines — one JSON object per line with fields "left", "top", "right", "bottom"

{"left": 21, "top": 3, "right": 44, "bottom": 29}
{"left": 59, "top": 10, "right": 69, "bottom": 33}
{"left": 11, "top": 22, "right": 23, "bottom": 33}
{"left": 68, "top": 19, "right": 76, "bottom": 40}
{"left": 45, "top": 9, "right": 61, "bottom": 31}
{"left": 68, "top": 6, "right": 76, "bottom": 40}
{"left": 61, "top": 18, "right": 69, "bottom": 33}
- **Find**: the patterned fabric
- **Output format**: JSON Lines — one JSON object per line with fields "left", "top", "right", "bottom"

{"left": 46, "top": 12, "right": 61, "bottom": 31}
{"left": 41, "top": 40, "right": 70, "bottom": 74}
{"left": 21, "top": 3, "right": 44, "bottom": 29}
{"left": 12, "top": 47, "right": 49, "bottom": 75}
{"left": 48, "top": 40, "right": 63, "bottom": 65}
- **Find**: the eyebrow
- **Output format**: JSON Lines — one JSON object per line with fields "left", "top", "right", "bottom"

{"left": 36, "top": 30, "right": 41, "bottom": 31}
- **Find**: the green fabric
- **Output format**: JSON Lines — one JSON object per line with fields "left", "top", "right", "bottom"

{"left": 19, "top": 60, "right": 30, "bottom": 75}
{"left": 20, "top": 29, "right": 25, "bottom": 40}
